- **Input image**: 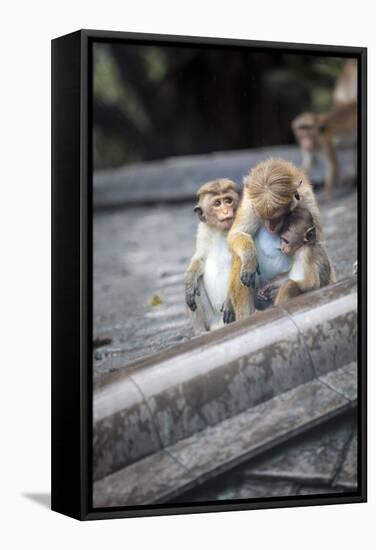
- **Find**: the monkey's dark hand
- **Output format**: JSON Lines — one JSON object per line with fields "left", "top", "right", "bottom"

{"left": 257, "top": 282, "right": 278, "bottom": 303}
{"left": 240, "top": 266, "right": 259, "bottom": 288}
{"left": 185, "top": 282, "right": 200, "bottom": 311}
{"left": 221, "top": 299, "right": 235, "bottom": 324}
{"left": 256, "top": 288, "right": 268, "bottom": 302}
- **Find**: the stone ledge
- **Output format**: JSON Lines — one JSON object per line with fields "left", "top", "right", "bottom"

{"left": 93, "top": 364, "right": 357, "bottom": 507}
{"left": 93, "top": 277, "right": 357, "bottom": 481}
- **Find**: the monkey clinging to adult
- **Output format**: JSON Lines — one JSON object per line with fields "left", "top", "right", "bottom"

{"left": 184, "top": 179, "right": 240, "bottom": 333}
{"left": 292, "top": 59, "right": 357, "bottom": 199}
{"left": 223, "top": 158, "right": 322, "bottom": 323}
{"left": 257, "top": 206, "right": 336, "bottom": 306}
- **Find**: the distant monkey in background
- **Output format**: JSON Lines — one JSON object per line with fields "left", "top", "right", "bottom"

{"left": 223, "top": 159, "right": 322, "bottom": 323}
{"left": 184, "top": 179, "right": 240, "bottom": 332}
{"left": 292, "top": 59, "right": 357, "bottom": 199}
{"left": 332, "top": 59, "right": 358, "bottom": 107}
{"left": 257, "top": 206, "right": 336, "bottom": 306}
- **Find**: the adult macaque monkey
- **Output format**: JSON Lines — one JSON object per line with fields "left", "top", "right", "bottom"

{"left": 257, "top": 206, "right": 336, "bottom": 306}
{"left": 292, "top": 59, "right": 357, "bottom": 199}
{"left": 223, "top": 159, "right": 322, "bottom": 322}
{"left": 184, "top": 179, "right": 240, "bottom": 332}
{"left": 292, "top": 102, "right": 357, "bottom": 199}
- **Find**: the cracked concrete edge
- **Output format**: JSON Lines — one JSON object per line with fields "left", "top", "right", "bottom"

{"left": 93, "top": 277, "right": 357, "bottom": 480}
{"left": 93, "top": 369, "right": 357, "bottom": 507}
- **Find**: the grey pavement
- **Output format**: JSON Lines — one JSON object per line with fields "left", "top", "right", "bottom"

{"left": 93, "top": 189, "right": 357, "bottom": 380}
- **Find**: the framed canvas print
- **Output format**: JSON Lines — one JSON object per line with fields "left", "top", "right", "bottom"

{"left": 51, "top": 29, "right": 367, "bottom": 520}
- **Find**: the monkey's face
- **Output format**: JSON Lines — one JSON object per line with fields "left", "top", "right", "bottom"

{"left": 207, "top": 193, "right": 238, "bottom": 230}
{"left": 280, "top": 224, "right": 316, "bottom": 256}
{"left": 279, "top": 231, "right": 302, "bottom": 256}
{"left": 259, "top": 206, "right": 290, "bottom": 235}
{"left": 292, "top": 114, "right": 320, "bottom": 152}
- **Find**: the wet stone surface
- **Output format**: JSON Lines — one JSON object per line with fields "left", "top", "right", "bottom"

{"left": 172, "top": 409, "right": 358, "bottom": 503}
{"left": 93, "top": 189, "right": 357, "bottom": 380}
{"left": 243, "top": 411, "right": 355, "bottom": 484}
{"left": 335, "top": 428, "right": 358, "bottom": 489}
{"left": 93, "top": 449, "right": 195, "bottom": 507}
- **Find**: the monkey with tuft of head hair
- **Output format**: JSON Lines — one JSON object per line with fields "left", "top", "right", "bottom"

{"left": 223, "top": 158, "right": 324, "bottom": 322}
{"left": 184, "top": 178, "right": 242, "bottom": 333}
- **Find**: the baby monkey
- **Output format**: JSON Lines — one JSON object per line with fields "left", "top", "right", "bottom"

{"left": 257, "top": 206, "right": 336, "bottom": 306}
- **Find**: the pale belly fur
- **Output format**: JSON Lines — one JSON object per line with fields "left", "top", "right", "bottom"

{"left": 203, "top": 233, "right": 232, "bottom": 313}
{"left": 254, "top": 226, "right": 293, "bottom": 283}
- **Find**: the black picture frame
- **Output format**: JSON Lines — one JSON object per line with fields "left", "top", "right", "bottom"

{"left": 51, "top": 29, "right": 367, "bottom": 520}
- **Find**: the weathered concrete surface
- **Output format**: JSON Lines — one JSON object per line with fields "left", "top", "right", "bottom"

{"left": 173, "top": 409, "right": 357, "bottom": 503}
{"left": 335, "top": 429, "right": 358, "bottom": 490}
{"left": 93, "top": 191, "right": 357, "bottom": 380}
{"left": 243, "top": 411, "right": 355, "bottom": 484}
{"left": 320, "top": 362, "right": 358, "bottom": 402}
{"left": 94, "top": 145, "right": 354, "bottom": 207}
{"left": 93, "top": 280, "right": 356, "bottom": 481}
{"left": 94, "top": 448, "right": 195, "bottom": 507}
{"left": 93, "top": 365, "right": 357, "bottom": 507}
{"left": 93, "top": 376, "right": 161, "bottom": 481}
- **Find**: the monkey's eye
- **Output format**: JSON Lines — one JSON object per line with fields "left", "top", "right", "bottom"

{"left": 281, "top": 237, "right": 289, "bottom": 244}
{"left": 224, "top": 197, "right": 233, "bottom": 204}
{"left": 213, "top": 200, "right": 221, "bottom": 207}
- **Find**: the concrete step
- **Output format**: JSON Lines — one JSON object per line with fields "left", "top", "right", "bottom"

{"left": 93, "top": 278, "right": 357, "bottom": 482}
{"left": 172, "top": 409, "right": 357, "bottom": 503}
{"left": 93, "top": 363, "right": 357, "bottom": 507}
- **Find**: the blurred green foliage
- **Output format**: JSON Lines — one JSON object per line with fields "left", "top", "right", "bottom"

{"left": 93, "top": 42, "right": 345, "bottom": 170}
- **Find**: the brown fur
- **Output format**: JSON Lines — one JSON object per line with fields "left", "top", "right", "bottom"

{"left": 275, "top": 280, "right": 301, "bottom": 303}
{"left": 197, "top": 178, "right": 237, "bottom": 197}
{"left": 246, "top": 160, "right": 301, "bottom": 218}
{"left": 332, "top": 59, "right": 357, "bottom": 107}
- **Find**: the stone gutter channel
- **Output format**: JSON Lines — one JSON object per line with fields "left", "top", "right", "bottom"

{"left": 93, "top": 277, "right": 357, "bottom": 507}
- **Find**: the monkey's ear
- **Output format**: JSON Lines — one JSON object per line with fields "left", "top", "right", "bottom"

{"left": 194, "top": 205, "right": 206, "bottom": 222}
{"left": 294, "top": 179, "right": 303, "bottom": 201}
{"left": 304, "top": 225, "right": 316, "bottom": 243}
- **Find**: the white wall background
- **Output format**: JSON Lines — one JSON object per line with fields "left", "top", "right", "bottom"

{"left": 1, "top": 1, "right": 373, "bottom": 547}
